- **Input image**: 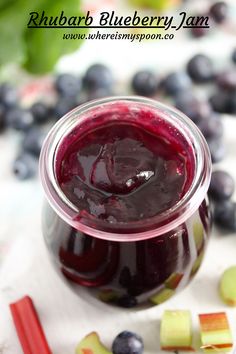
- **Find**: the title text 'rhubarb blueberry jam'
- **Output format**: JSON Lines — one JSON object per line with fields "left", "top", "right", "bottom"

{"left": 40, "top": 97, "right": 212, "bottom": 308}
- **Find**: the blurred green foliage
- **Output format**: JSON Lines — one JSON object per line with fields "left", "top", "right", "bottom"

{"left": 0, "top": 0, "right": 87, "bottom": 74}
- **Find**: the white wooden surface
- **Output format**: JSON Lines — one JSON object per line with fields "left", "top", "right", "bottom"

{"left": 0, "top": 4, "right": 236, "bottom": 352}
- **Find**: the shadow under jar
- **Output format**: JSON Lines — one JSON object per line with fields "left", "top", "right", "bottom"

{"left": 40, "top": 96, "right": 212, "bottom": 309}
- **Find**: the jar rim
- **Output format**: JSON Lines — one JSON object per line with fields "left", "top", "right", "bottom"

{"left": 39, "top": 96, "right": 212, "bottom": 241}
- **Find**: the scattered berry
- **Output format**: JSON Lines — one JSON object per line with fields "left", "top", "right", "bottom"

{"left": 30, "top": 101, "right": 50, "bottom": 124}
{"left": 22, "top": 128, "right": 46, "bottom": 157}
{"left": 112, "top": 331, "right": 144, "bottom": 354}
{"left": 175, "top": 92, "right": 211, "bottom": 123}
{"left": 209, "top": 1, "right": 228, "bottom": 23}
{"left": 216, "top": 70, "right": 236, "bottom": 91}
{"left": 209, "top": 170, "right": 235, "bottom": 201}
{"left": 131, "top": 70, "right": 158, "bottom": 96}
{"left": 53, "top": 97, "right": 78, "bottom": 120}
{"left": 0, "top": 103, "right": 6, "bottom": 132}
{"left": 5, "top": 108, "right": 34, "bottom": 131}
{"left": 197, "top": 114, "right": 223, "bottom": 140}
{"left": 214, "top": 200, "right": 236, "bottom": 231}
{"left": 55, "top": 73, "right": 81, "bottom": 97}
{"left": 209, "top": 90, "right": 232, "bottom": 113}
{"left": 162, "top": 72, "right": 191, "bottom": 96}
{"left": 187, "top": 54, "right": 214, "bottom": 83}
{"left": 0, "top": 82, "right": 18, "bottom": 108}
{"left": 13, "top": 152, "right": 38, "bottom": 180}
{"left": 207, "top": 138, "right": 226, "bottom": 163}
{"left": 83, "top": 64, "right": 114, "bottom": 90}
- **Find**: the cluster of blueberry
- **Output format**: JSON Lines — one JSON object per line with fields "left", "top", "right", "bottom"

{"left": 190, "top": 1, "right": 228, "bottom": 38}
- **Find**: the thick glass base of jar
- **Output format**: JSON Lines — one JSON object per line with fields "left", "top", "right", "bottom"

{"left": 43, "top": 197, "right": 211, "bottom": 309}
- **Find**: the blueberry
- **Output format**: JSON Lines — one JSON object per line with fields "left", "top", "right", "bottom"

{"left": 30, "top": 101, "right": 50, "bottom": 124}
{"left": 53, "top": 97, "right": 78, "bottom": 120}
{"left": 162, "top": 72, "right": 191, "bottom": 96}
{"left": 197, "top": 114, "right": 223, "bottom": 140}
{"left": 209, "top": 90, "right": 232, "bottom": 114}
{"left": 214, "top": 200, "right": 236, "bottom": 231}
{"left": 117, "top": 295, "right": 137, "bottom": 308}
{"left": 5, "top": 108, "right": 34, "bottom": 131}
{"left": 207, "top": 138, "right": 226, "bottom": 163}
{"left": 83, "top": 64, "right": 114, "bottom": 90}
{"left": 0, "top": 103, "right": 6, "bottom": 132}
{"left": 22, "top": 127, "right": 46, "bottom": 157}
{"left": 175, "top": 92, "right": 211, "bottom": 123}
{"left": 228, "top": 92, "right": 236, "bottom": 114}
{"left": 112, "top": 331, "right": 144, "bottom": 354}
{"left": 216, "top": 70, "right": 236, "bottom": 91}
{"left": 55, "top": 73, "right": 81, "bottom": 97}
{"left": 232, "top": 48, "right": 236, "bottom": 64}
{"left": 209, "top": 1, "right": 228, "bottom": 23}
{"left": 187, "top": 54, "right": 214, "bottom": 83}
{"left": 209, "top": 170, "right": 235, "bottom": 201}
{"left": 13, "top": 152, "right": 38, "bottom": 180}
{"left": 131, "top": 70, "right": 158, "bottom": 96}
{"left": 0, "top": 82, "right": 19, "bottom": 108}
{"left": 86, "top": 87, "right": 114, "bottom": 101}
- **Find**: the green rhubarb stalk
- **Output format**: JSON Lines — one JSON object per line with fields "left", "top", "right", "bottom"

{"left": 219, "top": 266, "right": 236, "bottom": 306}
{"left": 199, "top": 313, "right": 233, "bottom": 353}
{"left": 76, "top": 332, "right": 111, "bottom": 354}
{"left": 160, "top": 310, "right": 194, "bottom": 351}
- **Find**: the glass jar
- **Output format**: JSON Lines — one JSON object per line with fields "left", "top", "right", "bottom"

{"left": 39, "top": 96, "right": 212, "bottom": 309}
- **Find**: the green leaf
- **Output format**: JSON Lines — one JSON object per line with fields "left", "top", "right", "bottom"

{"left": 23, "top": 1, "right": 88, "bottom": 74}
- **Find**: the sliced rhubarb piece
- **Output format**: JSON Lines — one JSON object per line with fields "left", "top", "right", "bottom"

{"left": 165, "top": 273, "right": 184, "bottom": 289}
{"left": 219, "top": 266, "right": 236, "bottom": 306}
{"left": 199, "top": 312, "right": 233, "bottom": 353}
{"left": 10, "top": 296, "right": 52, "bottom": 354}
{"left": 150, "top": 288, "right": 174, "bottom": 305}
{"left": 160, "top": 310, "right": 194, "bottom": 351}
{"left": 76, "top": 332, "right": 111, "bottom": 354}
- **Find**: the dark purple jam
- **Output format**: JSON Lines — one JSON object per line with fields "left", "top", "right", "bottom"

{"left": 43, "top": 101, "right": 211, "bottom": 308}
{"left": 56, "top": 103, "right": 194, "bottom": 224}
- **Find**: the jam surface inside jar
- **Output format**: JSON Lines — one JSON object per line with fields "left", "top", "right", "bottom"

{"left": 55, "top": 102, "right": 195, "bottom": 225}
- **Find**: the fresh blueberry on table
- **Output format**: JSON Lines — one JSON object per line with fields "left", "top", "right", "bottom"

{"left": 131, "top": 70, "right": 158, "bottom": 96}
{"left": 0, "top": 103, "right": 6, "bottom": 132}
{"left": 209, "top": 90, "right": 232, "bottom": 114}
{"left": 5, "top": 107, "right": 34, "bottom": 131}
{"left": 207, "top": 138, "right": 226, "bottom": 163}
{"left": 13, "top": 152, "right": 38, "bottom": 180}
{"left": 22, "top": 127, "right": 46, "bottom": 157}
{"left": 30, "top": 101, "right": 50, "bottom": 124}
{"left": 209, "top": 170, "right": 235, "bottom": 201}
{"left": 162, "top": 72, "right": 191, "bottom": 96}
{"left": 86, "top": 87, "right": 114, "bottom": 101}
{"left": 214, "top": 200, "right": 236, "bottom": 231}
{"left": 197, "top": 114, "right": 223, "bottom": 140}
{"left": 187, "top": 54, "right": 214, "bottom": 83}
{"left": 83, "top": 63, "right": 114, "bottom": 90}
{"left": 175, "top": 92, "right": 211, "bottom": 123}
{"left": 53, "top": 97, "right": 78, "bottom": 120}
{"left": 0, "top": 82, "right": 19, "bottom": 108}
{"left": 112, "top": 331, "right": 144, "bottom": 354}
{"left": 209, "top": 1, "right": 228, "bottom": 23}
{"left": 55, "top": 73, "right": 81, "bottom": 97}
{"left": 216, "top": 70, "right": 236, "bottom": 91}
